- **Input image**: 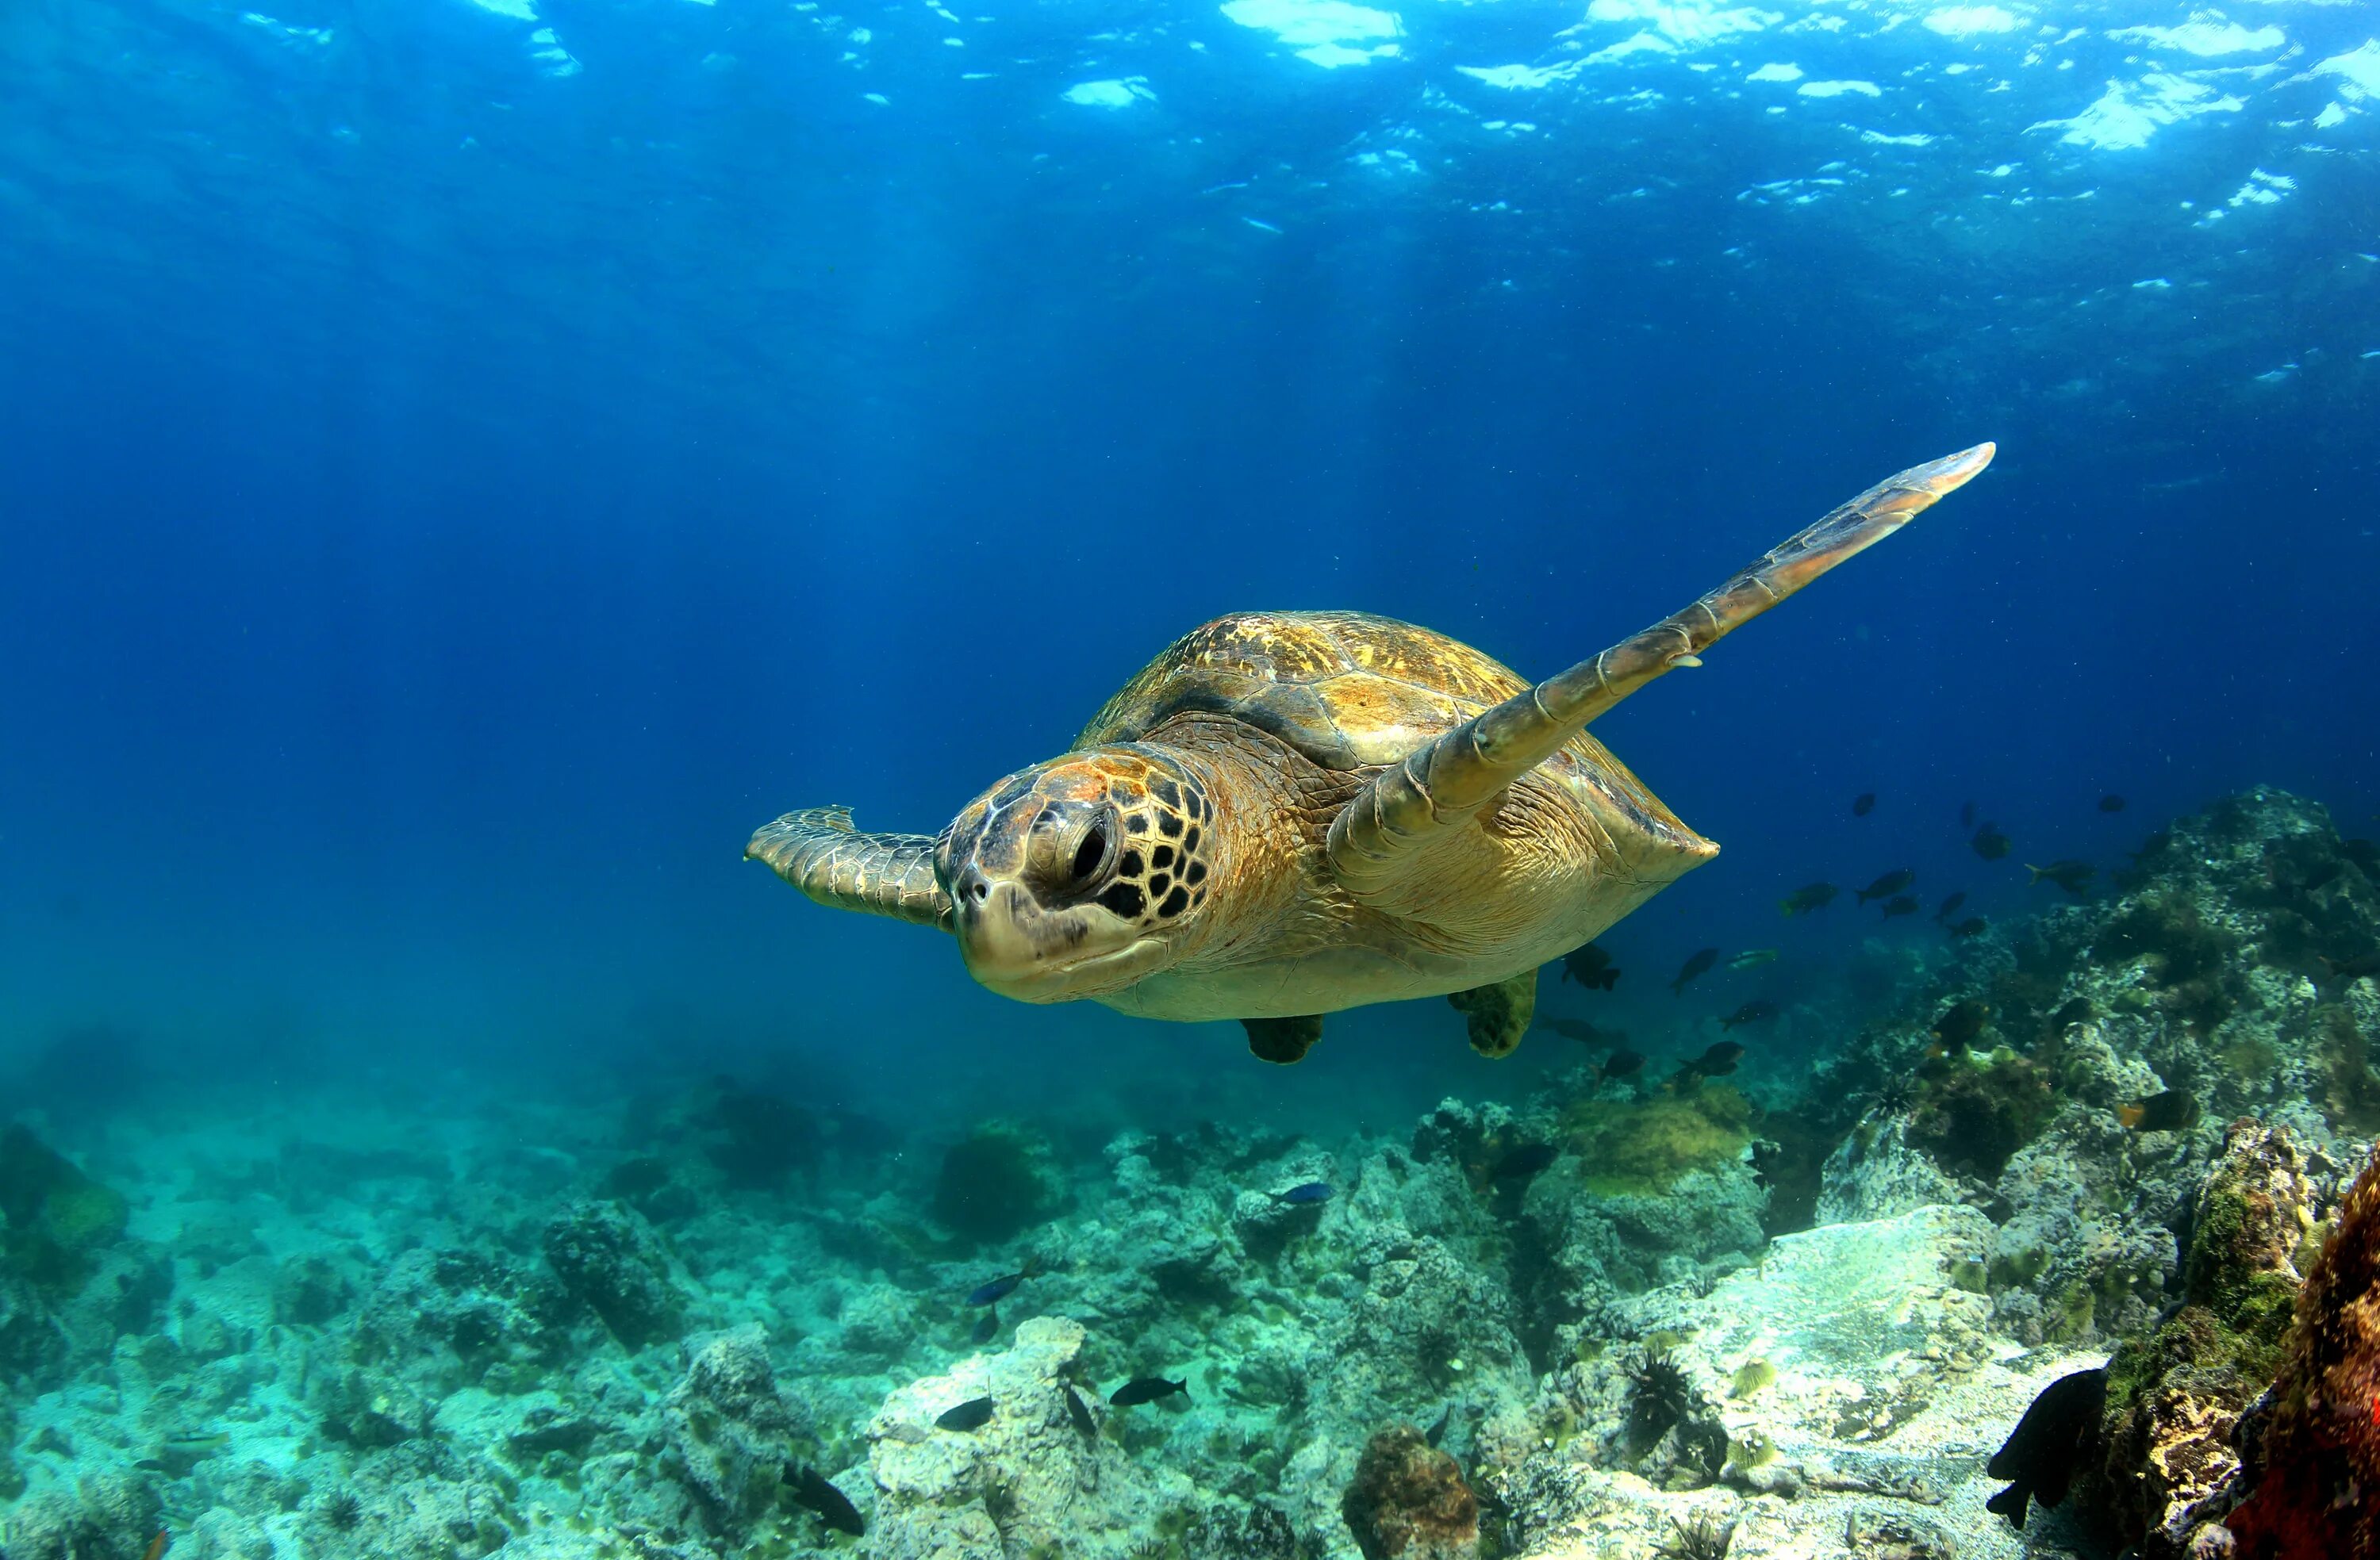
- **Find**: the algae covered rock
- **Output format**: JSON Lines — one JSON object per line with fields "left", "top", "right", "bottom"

{"left": 930, "top": 1120, "right": 1066, "bottom": 1244}
{"left": 541, "top": 1197, "right": 687, "bottom": 1347}
{"left": 661, "top": 1324, "right": 811, "bottom": 1533}
{"left": 2222, "top": 1142, "right": 2380, "bottom": 1560}
{"left": 2088, "top": 1121, "right": 2320, "bottom": 1558}
{"left": 1341, "top": 1423, "right": 1480, "bottom": 1560}
{"left": 0, "top": 1124, "right": 129, "bottom": 1296}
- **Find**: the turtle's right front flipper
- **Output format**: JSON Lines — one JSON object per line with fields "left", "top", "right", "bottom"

{"left": 747, "top": 807, "right": 954, "bottom": 931}
{"left": 1327, "top": 443, "right": 1995, "bottom": 897}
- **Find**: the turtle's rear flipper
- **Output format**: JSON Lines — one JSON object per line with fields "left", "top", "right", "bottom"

{"left": 1327, "top": 444, "right": 1994, "bottom": 897}
{"left": 747, "top": 807, "right": 955, "bottom": 930}
{"left": 1244, "top": 1015, "right": 1323, "bottom": 1064}
{"left": 1449, "top": 969, "right": 1535, "bottom": 1058}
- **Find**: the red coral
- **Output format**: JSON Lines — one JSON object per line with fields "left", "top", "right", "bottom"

{"left": 1341, "top": 1425, "right": 1480, "bottom": 1560}
{"left": 2223, "top": 1147, "right": 2380, "bottom": 1559}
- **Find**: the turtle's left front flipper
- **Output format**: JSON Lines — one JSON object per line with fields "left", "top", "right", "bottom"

{"left": 747, "top": 806, "right": 954, "bottom": 931}
{"left": 1328, "top": 443, "right": 1994, "bottom": 897}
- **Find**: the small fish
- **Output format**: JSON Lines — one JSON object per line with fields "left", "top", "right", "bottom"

{"left": 936, "top": 1396, "right": 996, "bottom": 1432}
{"left": 1065, "top": 1384, "right": 1098, "bottom": 1439}
{"left": 1856, "top": 868, "right": 1915, "bottom": 905}
{"left": 1778, "top": 882, "right": 1839, "bottom": 917}
{"left": 2026, "top": 860, "right": 2096, "bottom": 896}
{"left": 2118, "top": 1091, "right": 2194, "bottom": 1132}
{"left": 1718, "top": 1002, "right": 1774, "bottom": 1033}
{"left": 1274, "top": 1181, "right": 1334, "bottom": 1205}
{"left": 2051, "top": 997, "right": 2094, "bottom": 1029}
{"left": 1852, "top": 792, "right": 1876, "bottom": 817}
{"left": 1879, "top": 895, "right": 1920, "bottom": 919}
{"left": 1960, "top": 800, "right": 1978, "bottom": 828}
{"left": 1109, "top": 1376, "right": 1191, "bottom": 1408}
{"left": 965, "top": 1256, "right": 1040, "bottom": 1307}
{"left": 1727, "top": 949, "right": 1779, "bottom": 970}
{"left": 1932, "top": 999, "right": 1990, "bottom": 1049}
{"left": 1424, "top": 1403, "right": 1455, "bottom": 1447}
{"left": 785, "top": 1464, "right": 867, "bottom": 1535}
{"left": 1670, "top": 948, "right": 1720, "bottom": 995}
{"left": 972, "top": 1308, "right": 1000, "bottom": 1344}
{"left": 2098, "top": 794, "right": 2127, "bottom": 813}
{"left": 1933, "top": 891, "right": 1967, "bottom": 923}
{"left": 2342, "top": 838, "right": 2379, "bottom": 876}
{"left": 1972, "top": 822, "right": 2012, "bottom": 860}
{"left": 1559, "top": 944, "right": 1620, "bottom": 991}
{"left": 1949, "top": 916, "right": 1990, "bottom": 938}
{"left": 1492, "top": 1142, "right": 1560, "bottom": 1179}
{"left": 1598, "top": 1047, "right": 1647, "bottom": 1085}
{"left": 1987, "top": 1367, "right": 2108, "bottom": 1530}
{"left": 143, "top": 1535, "right": 170, "bottom": 1560}
{"left": 2320, "top": 951, "right": 2380, "bottom": 984}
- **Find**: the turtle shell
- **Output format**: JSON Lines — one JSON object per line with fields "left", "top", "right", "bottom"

{"left": 1076, "top": 611, "right": 1527, "bottom": 766}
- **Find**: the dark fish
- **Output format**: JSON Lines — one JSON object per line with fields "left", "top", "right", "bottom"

{"left": 1933, "top": 891, "right": 1967, "bottom": 923}
{"left": 1972, "top": 822, "right": 2012, "bottom": 860}
{"left": 1987, "top": 1367, "right": 2108, "bottom": 1530}
{"left": 1065, "top": 1385, "right": 1098, "bottom": 1439}
{"left": 1424, "top": 1403, "right": 1455, "bottom": 1447}
{"left": 1717, "top": 999, "right": 1774, "bottom": 1031}
{"left": 1778, "top": 882, "right": 1839, "bottom": 917}
{"left": 1879, "top": 895, "right": 1919, "bottom": 919}
{"left": 1949, "top": 916, "right": 1989, "bottom": 938}
{"left": 1541, "top": 1016, "right": 1621, "bottom": 1048}
{"left": 2119, "top": 1091, "right": 2194, "bottom": 1133}
{"left": 2051, "top": 997, "right": 2094, "bottom": 1029}
{"left": 785, "top": 1464, "right": 867, "bottom": 1535}
{"left": 937, "top": 1396, "right": 996, "bottom": 1432}
{"left": 1598, "top": 1047, "right": 1647, "bottom": 1084}
{"left": 1932, "top": 999, "right": 1989, "bottom": 1049}
{"left": 2343, "top": 838, "right": 2379, "bottom": 876}
{"left": 1275, "top": 1181, "right": 1334, "bottom": 1205}
{"left": 1670, "top": 948, "right": 1720, "bottom": 995}
{"left": 2098, "top": 794, "right": 2126, "bottom": 813}
{"left": 965, "top": 1256, "right": 1039, "bottom": 1307}
{"left": 1560, "top": 944, "right": 1620, "bottom": 991}
{"left": 1856, "top": 868, "right": 1914, "bottom": 905}
{"left": 1960, "top": 800, "right": 1978, "bottom": 828}
{"left": 2320, "top": 951, "right": 2380, "bottom": 984}
{"left": 2026, "top": 859, "right": 2096, "bottom": 896}
{"left": 1109, "top": 1376, "right": 1190, "bottom": 1408}
{"left": 1852, "top": 792, "right": 1876, "bottom": 817}
{"left": 1492, "top": 1142, "right": 1560, "bottom": 1179}
{"left": 972, "top": 1307, "right": 1000, "bottom": 1343}
{"left": 1692, "top": 1041, "right": 1749, "bottom": 1074}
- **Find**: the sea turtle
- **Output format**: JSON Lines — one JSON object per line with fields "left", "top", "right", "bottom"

{"left": 749, "top": 445, "right": 1994, "bottom": 1064}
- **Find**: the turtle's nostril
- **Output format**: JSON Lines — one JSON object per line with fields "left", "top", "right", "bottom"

{"left": 971, "top": 880, "right": 990, "bottom": 904}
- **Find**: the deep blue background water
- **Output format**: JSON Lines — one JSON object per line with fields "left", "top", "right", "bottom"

{"left": 3, "top": 0, "right": 2375, "bottom": 1135}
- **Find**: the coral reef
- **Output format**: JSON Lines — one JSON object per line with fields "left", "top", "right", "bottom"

{"left": 0, "top": 787, "right": 2370, "bottom": 1560}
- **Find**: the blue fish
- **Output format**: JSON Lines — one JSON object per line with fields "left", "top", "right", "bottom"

{"left": 1274, "top": 1181, "right": 1333, "bottom": 1205}
{"left": 965, "top": 1273, "right": 1025, "bottom": 1307}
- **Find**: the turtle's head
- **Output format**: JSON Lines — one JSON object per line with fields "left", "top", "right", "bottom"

{"left": 939, "top": 746, "right": 1216, "bottom": 1003}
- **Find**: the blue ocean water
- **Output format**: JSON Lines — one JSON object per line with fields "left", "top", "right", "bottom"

{"left": 2, "top": 0, "right": 2375, "bottom": 1140}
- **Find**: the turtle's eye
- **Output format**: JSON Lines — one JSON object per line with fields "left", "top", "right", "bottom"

{"left": 1070, "top": 821, "right": 1112, "bottom": 884}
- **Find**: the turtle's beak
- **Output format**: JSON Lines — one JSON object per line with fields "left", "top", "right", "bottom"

{"left": 954, "top": 876, "right": 1164, "bottom": 1002}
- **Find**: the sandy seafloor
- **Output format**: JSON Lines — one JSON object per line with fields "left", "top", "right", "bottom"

{"left": 3, "top": 786, "right": 2376, "bottom": 1560}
